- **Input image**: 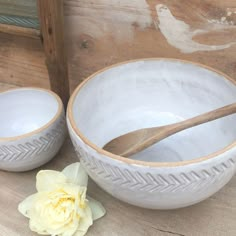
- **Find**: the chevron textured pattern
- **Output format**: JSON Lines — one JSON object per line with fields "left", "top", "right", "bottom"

{"left": 0, "top": 116, "right": 66, "bottom": 162}
{"left": 79, "top": 148, "right": 236, "bottom": 193}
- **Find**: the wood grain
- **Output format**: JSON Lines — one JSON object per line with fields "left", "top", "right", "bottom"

{"left": 64, "top": 0, "right": 236, "bottom": 89}
{"left": 37, "top": 0, "right": 70, "bottom": 106}
{"left": 0, "top": 0, "right": 235, "bottom": 90}
{"left": 0, "top": 32, "right": 49, "bottom": 88}
{"left": 0, "top": 23, "right": 40, "bottom": 39}
{"left": 0, "top": 82, "right": 18, "bottom": 92}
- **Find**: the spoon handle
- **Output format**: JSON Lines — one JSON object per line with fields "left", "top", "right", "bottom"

{"left": 121, "top": 103, "right": 236, "bottom": 157}
{"left": 170, "top": 103, "right": 236, "bottom": 132}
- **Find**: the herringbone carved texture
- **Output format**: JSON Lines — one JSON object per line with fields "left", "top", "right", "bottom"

{"left": 0, "top": 116, "right": 66, "bottom": 162}
{"left": 78, "top": 148, "right": 236, "bottom": 193}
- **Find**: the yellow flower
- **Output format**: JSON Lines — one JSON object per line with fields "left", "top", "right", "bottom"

{"left": 18, "top": 163, "right": 105, "bottom": 236}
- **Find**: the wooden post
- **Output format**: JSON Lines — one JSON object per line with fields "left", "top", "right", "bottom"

{"left": 37, "top": 0, "right": 69, "bottom": 107}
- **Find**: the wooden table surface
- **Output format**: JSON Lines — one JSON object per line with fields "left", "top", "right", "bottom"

{"left": 1, "top": 84, "right": 236, "bottom": 236}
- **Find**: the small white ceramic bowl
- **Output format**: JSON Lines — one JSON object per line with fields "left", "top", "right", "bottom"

{"left": 67, "top": 59, "right": 236, "bottom": 209}
{"left": 0, "top": 87, "right": 66, "bottom": 172}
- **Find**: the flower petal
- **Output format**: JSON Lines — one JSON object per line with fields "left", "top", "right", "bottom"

{"left": 87, "top": 196, "right": 106, "bottom": 220}
{"left": 73, "top": 206, "right": 93, "bottom": 236}
{"left": 18, "top": 193, "right": 38, "bottom": 218}
{"left": 60, "top": 223, "right": 79, "bottom": 236}
{"left": 73, "top": 230, "right": 87, "bottom": 236}
{"left": 29, "top": 217, "right": 49, "bottom": 235}
{"left": 36, "top": 170, "right": 67, "bottom": 192}
{"left": 62, "top": 162, "right": 88, "bottom": 187}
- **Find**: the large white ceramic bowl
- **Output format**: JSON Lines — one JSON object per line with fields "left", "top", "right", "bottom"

{"left": 67, "top": 59, "right": 236, "bottom": 209}
{"left": 0, "top": 87, "right": 66, "bottom": 171}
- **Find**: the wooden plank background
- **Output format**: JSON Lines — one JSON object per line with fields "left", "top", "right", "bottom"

{"left": 0, "top": 0, "right": 236, "bottom": 91}
{"left": 0, "top": 32, "right": 49, "bottom": 88}
{"left": 0, "top": 1, "right": 236, "bottom": 235}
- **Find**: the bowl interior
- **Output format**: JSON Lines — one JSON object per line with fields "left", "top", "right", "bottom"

{"left": 71, "top": 60, "right": 236, "bottom": 162}
{"left": 0, "top": 88, "right": 59, "bottom": 138}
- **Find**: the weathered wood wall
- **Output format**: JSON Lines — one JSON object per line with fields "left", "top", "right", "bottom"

{"left": 0, "top": 0, "right": 236, "bottom": 91}
{"left": 0, "top": 32, "right": 49, "bottom": 88}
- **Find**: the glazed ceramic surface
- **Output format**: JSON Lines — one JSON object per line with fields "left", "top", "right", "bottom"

{"left": 67, "top": 59, "right": 236, "bottom": 209}
{"left": 0, "top": 88, "right": 66, "bottom": 172}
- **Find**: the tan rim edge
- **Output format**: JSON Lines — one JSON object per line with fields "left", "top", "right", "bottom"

{"left": 67, "top": 58, "right": 236, "bottom": 167}
{"left": 0, "top": 87, "right": 63, "bottom": 141}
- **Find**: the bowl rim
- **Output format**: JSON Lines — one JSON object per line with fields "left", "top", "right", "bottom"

{"left": 67, "top": 58, "right": 236, "bottom": 167}
{"left": 0, "top": 87, "right": 63, "bottom": 141}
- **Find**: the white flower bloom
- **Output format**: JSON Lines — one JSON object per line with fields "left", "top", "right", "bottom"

{"left": 18, "top": 163, "right": 105, "bottom": 236}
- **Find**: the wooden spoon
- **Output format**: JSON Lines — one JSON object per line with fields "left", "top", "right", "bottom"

{"left": 103, "top": 103, "right": 236, "bottom": 157}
